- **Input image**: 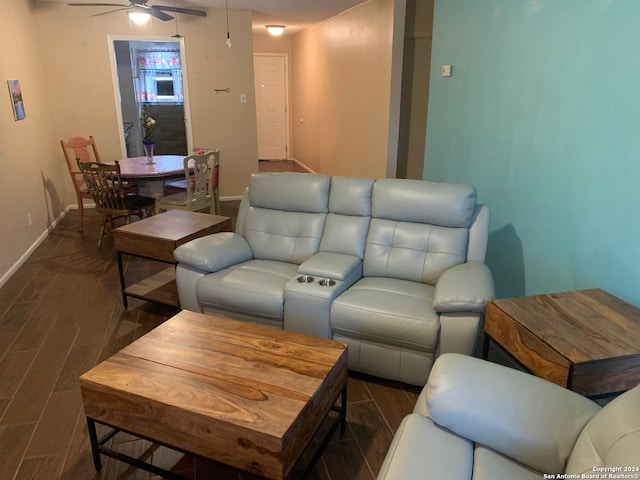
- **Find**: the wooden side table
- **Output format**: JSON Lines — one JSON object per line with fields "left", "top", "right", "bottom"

{"left": 112, "top": 210, "right": 232, "bottom": 308}
{"left": 483, "top": 289, "right": 640, "bottom": 398}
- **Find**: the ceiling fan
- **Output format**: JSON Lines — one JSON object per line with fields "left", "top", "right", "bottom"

{"left": 67, "top": 0, "right": 207, "bottom": 22}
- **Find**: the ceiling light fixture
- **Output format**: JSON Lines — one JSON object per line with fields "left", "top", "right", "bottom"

{"left": 266, "top": 25, "right": 285, "bottom": 36}
{"left": 128, "top": 10, "right": 151, "bottom": 25}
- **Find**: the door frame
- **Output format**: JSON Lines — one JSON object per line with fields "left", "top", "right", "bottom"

{"left": 253, "top": 53, "right": 290, "bottom": 160}
{"left": 107, "top": 34, "right": 194, "bottom": 158}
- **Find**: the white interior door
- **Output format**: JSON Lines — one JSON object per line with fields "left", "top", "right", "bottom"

{"left": 254, "top": 55, "right": 288, "bottom": 160}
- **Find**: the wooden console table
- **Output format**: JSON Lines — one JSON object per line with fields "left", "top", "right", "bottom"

{"left": 483, "top": 288, "right": 640, "bottom": 397}
{"left": 112, "top": 210, "right": 232, "bottom": 308}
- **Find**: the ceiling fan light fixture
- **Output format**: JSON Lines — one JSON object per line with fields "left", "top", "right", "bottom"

{"left": 266, "top": 25, "right": 285, "bottom": 36}
{"left": 128, "top": 10, "right": 151, "bottom": 25}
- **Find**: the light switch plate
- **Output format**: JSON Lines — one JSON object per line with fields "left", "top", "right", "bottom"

{"left": 441, "top": 65, "right": 452, "bottom": 77}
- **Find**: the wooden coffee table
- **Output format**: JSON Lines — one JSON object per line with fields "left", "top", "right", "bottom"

{"left": 483, "top": 288, "right": 640, "bottom": 397}
{"left": 80, "top": 310, "right": 348, "bottom": 479}
{"left": 112, "top": 210, "right": 232, "bottom": 308}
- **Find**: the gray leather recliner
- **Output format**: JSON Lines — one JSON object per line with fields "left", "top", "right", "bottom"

{"left": 175, "top": 172, "right": 331, "bottom": 328}
{"left": 174, "top": 173, "right": 495, "bottom": 385}
{"left": 329, "top": 179, "right": 493, "bottom": 385}
{"left": 379, "top": 353, "right": 640, "bottom": 479}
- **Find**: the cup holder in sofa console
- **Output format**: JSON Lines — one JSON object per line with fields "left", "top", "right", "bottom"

{"left": 297, "top": 275, "right": 315, "bottom": 284}
{"left": 319, "top": 279, "right": 336, "bottom": 287}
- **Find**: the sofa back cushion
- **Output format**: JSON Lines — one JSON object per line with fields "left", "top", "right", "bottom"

{"left": 319, "top": 176, "right": 375, "bottom": 259}
{"left": 243, "top": 173, "right": 330, "bottom": 264}
{"left": 248, "top": 172, "right": 331, "bottom": 212}
{"left": 372, "top": 179, "right": 477, "bottom": 227}
{"left": 565, "top": 382, "right": 640, "bottom": 475}
{"left": 364, "top": 179, "right": 477, "bottom": 284}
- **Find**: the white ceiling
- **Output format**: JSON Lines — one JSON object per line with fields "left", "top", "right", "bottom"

{"left": 41, "top": 0, "right": 368, "bottom": 34}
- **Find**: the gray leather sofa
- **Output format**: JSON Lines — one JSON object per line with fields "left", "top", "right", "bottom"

{"left": 379, "top": 353, "right": 640, "bottom": 479}
{"left": 174, "top": 173, "right": 494, "bottom": 385}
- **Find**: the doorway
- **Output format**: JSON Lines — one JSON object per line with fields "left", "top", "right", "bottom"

{"left": 109, "top": 36, "right": 193, "bottom": 158}
{"left": 253, "top": 54, "right": 289, "bottom": 160}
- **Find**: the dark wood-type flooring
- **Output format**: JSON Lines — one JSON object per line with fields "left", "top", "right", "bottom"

{"left": 0, "top": 161, "right": 422, "bottom": 480}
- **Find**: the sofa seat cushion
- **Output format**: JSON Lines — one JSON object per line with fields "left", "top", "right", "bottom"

{"left": 378, "top": 413, "right": 472, "bottom": 480}
{"left": 472, "top": 446, "right": 542, "bottom": 480}
{"left": 330, "top": 277, "right": 439, "bottom": 352}
{"left": 197, "top": 260, "right": 298, "bottom": 321}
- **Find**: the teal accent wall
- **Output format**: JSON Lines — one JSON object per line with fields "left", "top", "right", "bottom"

{"left": 424, "top": 0, "right": 640, "bottom": 304}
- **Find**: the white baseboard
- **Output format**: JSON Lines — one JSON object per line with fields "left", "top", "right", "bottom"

{"left": 291, "top": 157, "right": 315, "bottom": 173}
{"left": 0, "top": 207, "right": 71, "bottom": 289}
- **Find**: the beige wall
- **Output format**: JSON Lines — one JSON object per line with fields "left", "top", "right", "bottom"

{"left": 0, "top": 2, "right": 259, "bottom": 285}
{"left": 253, "top": 34, "right": 292, "bottom": 56}
{"left": 290, "top": 0, "right": 394, "bottom": 178}
{"left": 0, "top": 0, "right": 67, "bottom": 283}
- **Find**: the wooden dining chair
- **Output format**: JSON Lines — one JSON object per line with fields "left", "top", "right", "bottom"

{"left": 162, "top": 148, "right": 220, "bottom": 214}
{"left": 60, "top": 136, "right": 102, "bottom": 231}
{"left": 77, "top": 160, "right": 156, "bottom": 247}
{"left": 157, "top": 150, "right": 220, "bottom": 215}
{"left": 61, "top": 136, "right": 140, "bottom": 231}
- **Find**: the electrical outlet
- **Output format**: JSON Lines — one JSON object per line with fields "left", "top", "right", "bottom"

{"left": 27, "top": 213, "right": 32, "bottom": 226}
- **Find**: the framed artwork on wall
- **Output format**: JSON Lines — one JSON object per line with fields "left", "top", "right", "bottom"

{"left": 7, "top": 80, "right": 26, "bottom": 121}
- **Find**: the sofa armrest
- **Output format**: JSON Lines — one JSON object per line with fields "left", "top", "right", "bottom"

{"left": 173, "top": 232, "right": 253, "bottom": 273}
{"left": 298, "top": 252, "right": 362, "bottom": 282}
{"left": 433, "top": 262, "right": 494, "bottom": 313}
{"left": 425, "top": 354, "right": 601, "bottom": 474}
{"left": 284, "top": 253, "right": 362, "bottom": 339}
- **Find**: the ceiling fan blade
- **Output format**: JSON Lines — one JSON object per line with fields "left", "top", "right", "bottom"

{"left": 91, "top": 6, "right": 131, "bottom": 16}
{"left": 144, "top": 6, "right": 174, "bottom": 21}
{"left": 67, "top": 2, "right": 130, "bottom": 6}
{"left": 152, "top": 5, "right": 207, "bottom": 17}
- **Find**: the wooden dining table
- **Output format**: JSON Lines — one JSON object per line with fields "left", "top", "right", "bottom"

{"left": 115, "top": 154, "right": 187, "bottom": 196}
